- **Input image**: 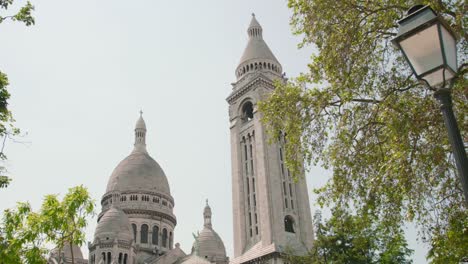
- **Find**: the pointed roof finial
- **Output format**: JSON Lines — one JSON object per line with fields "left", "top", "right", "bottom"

{"left": 206, "top": 199, "right": 209, "bottom": 206}
{"left": 248, "top": 14, "right": 262, "bottom": 35}
{"left": 140, "top": 109, "right": 143, "bottom": 117}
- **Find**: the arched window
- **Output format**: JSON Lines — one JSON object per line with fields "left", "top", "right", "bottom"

{"left": 124, "top": 254, "right": 128, "bottom": 264}
{"left": 102, "top": 252, "right": 106, "bottom": 262}
{"left": 118, "top": 253, "right": 123, "bottom": 264}
{"left": 162, "top": 228, "right": 168, "bottom": 247}
{"left": 242, "top": 102, "right": 254, "bottom": 122}
{"left": 132, "top": 223, "right": 137, "bottom": 242}
{"left": 107, "top": 252, "right": 111, "bottom": 264}
{"left": 152, "top": 225, "right": 159, "bottom": 245}
{"left": 285, "top": 215, "right": 295, "bottom": 233}
{"left": 141, "top": 224, "right": 149, "bottom": 243}
{"left": 169, "top": 231, "right": 173, "bottom": 249}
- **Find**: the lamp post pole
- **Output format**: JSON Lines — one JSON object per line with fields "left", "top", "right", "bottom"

{"left": 392, "top": 5, "right": 468, "bottom": 203}
{"left": 434, "top": 88, "right": 468, "bottom": 202}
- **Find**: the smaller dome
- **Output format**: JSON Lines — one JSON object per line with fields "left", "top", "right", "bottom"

{"left": 193, "top": 201, "right": 227, "bottom": 261}
{"left": 50, "top": 243, "right": 85, "bottom": 260}
{"left": 195, "top": 228, "right": 227, "bottom": 259}
{"left": 94, "top": 207, "right": 132, "bottom": 242}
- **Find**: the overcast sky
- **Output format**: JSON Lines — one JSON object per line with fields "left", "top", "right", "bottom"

{"left": 1, "top": 0, "right": 427, "bottom": 262}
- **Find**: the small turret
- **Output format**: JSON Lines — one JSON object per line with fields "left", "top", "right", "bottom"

{"left": 204, "top": 199, "right": 212, "bottom": 229}
{"left": 134, "top": 110, "right": 147, "bottom": 153}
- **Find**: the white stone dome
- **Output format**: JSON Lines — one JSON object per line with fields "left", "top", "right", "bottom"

{"left": 105, "top": 114, "right": 171, "bottom": 196}
{"left": 195, "top": 228, "right": 227, "bottom": 259}
{"left": 94, "top": 207, "right": 133, "bottom": 242}
{"left": 50, "top": 243, "right": 85, "bottom": 260}
{"left": 105, "top": 150, "right": 171, "bottom": 195}
{"left": 193, "top": 202, "right": 227, "bottom": 261}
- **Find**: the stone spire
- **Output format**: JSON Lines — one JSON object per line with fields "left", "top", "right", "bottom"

{"left": 203, "top": 199, "right": 212, "bottom": 229}
{"left": 134, "top": 110, "right": 147, "bottom": 153}
{"left": 247, "top": 13, "right": 262, "bottom": 39}
{"left": 235, "top": 14, "right": 282, "bottom": 79}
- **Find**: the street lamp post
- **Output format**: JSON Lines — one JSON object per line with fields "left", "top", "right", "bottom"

{"left": 392, "top": 5, "right": 468, "bottom": 203}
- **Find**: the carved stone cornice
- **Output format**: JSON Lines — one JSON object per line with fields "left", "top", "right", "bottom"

{"left": 226, "top": 74, "right": 276, "bottom": 104}
{"left": 123, "top": 208, "right": 177, "bottom": 226}
{"left": 101, "top": 190, "right": 175, "bottom": 205}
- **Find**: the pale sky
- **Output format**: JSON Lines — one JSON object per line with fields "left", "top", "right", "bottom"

{"left": 1, "top": 0, "right": 426, "bottom": 262}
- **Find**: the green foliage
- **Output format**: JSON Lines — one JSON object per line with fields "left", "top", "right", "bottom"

{"left": 0, "top": 72, "right": 16, "bottom": 161}
{"left": 0, "top": 175, "right": 10, "bottom": 188}
{"left": 0, "top": 202, "right": 47, "bottom": 264}
{"left": 0, "top": 186, "right": 95, "bottom": 263}
{"left": 0, "top": 0, "right": 34, "bottom": 189}
{"left": 40, "top": 185, "right": 95, "bottom": 263}
{"left": 286, "top": 209, "right": 413, "bottom": 264}
{"left": 427, "top": 209, "right": 468, "bottom": 263}
{"left": 0, "top": 0, "right": 35, "bottom": 25}
{"left": 259, "top": 0, "right": 467, "bottom": 262}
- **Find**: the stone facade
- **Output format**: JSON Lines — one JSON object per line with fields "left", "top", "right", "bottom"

{"left": 80, "top": 113, "right": 227, "bottom": 264}
{"left": 227, "top": 14, "right": 314, "bottom": 264}
{"left": 47, "top": 14, "right": 314, "bottom": 264}
{"left": 87, "top": 114, "right": 178, "bottom": 264}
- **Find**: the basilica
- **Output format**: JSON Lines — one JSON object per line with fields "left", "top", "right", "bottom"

{"left": 48, "top": 14, "right": 313, "bottom": 264}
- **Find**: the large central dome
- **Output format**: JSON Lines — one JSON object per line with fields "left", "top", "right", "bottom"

{"left": 106, "top": 151, "right": 170, "bottom": 194}
{"left": 105, "top": 114, "right": 171, "bottom": 196}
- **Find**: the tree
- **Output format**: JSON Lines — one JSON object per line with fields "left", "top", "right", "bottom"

{"left": 286, "top": 209, "right": 413, "bottom": 264}
{"left": 0, "top": 202, "right": 46, "bottom": 264}
{"left": 0, "top": 0, "right": 35, "bottom": 189}
{"left": 258, "top": 0, "right": 467, "bottom": 262}
{"left": 0, "top": 185, "right": 95, "bottom": 263}
{"left": 40, "top": 185, "right": 95, "bottom": 264}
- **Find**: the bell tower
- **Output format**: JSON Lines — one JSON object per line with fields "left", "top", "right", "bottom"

{"left": 227, "top": 14, "right": 314, "bottom": 264}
